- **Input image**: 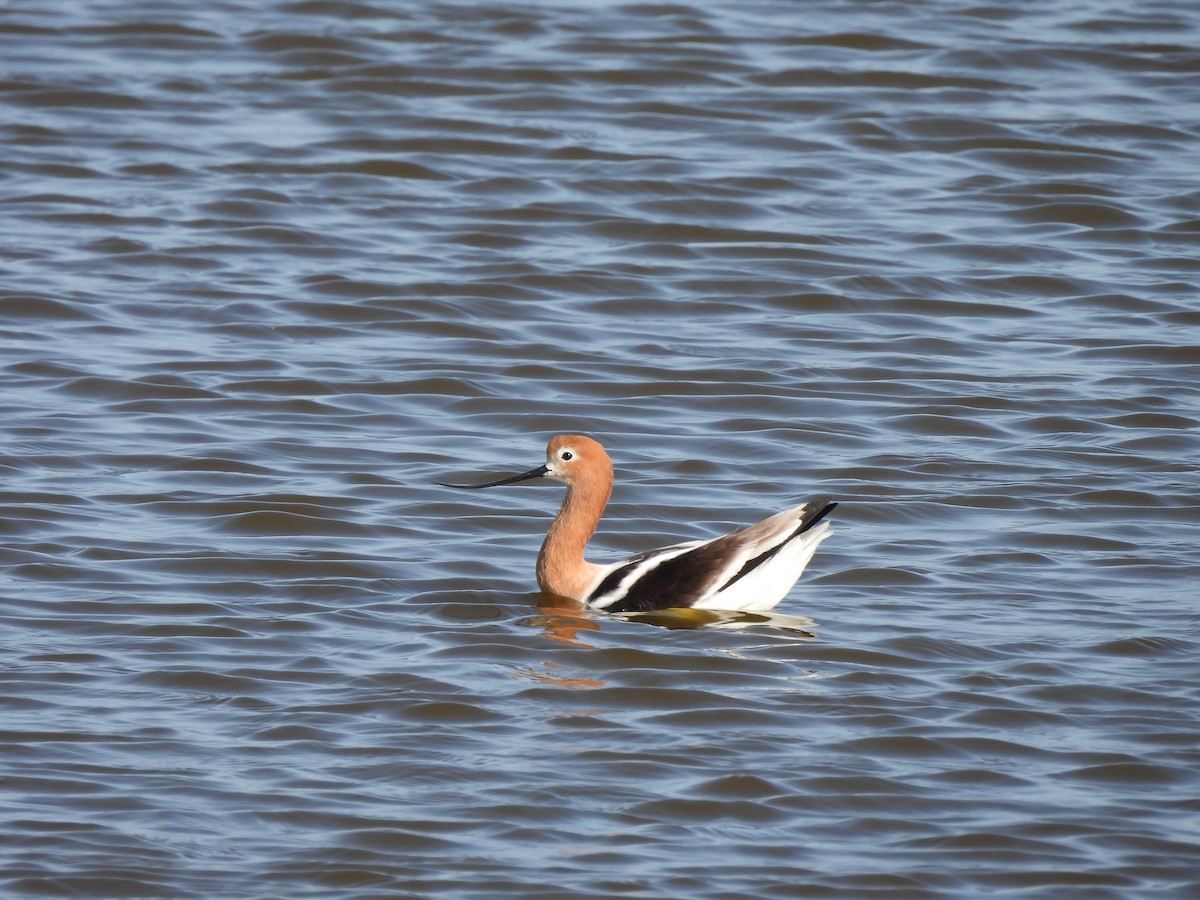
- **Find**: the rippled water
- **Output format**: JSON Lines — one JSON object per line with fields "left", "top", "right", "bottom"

{"left": 2, "top": 0, "right": 1199, "bottom": 897}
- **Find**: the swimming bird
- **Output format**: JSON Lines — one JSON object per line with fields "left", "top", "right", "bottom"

{"left": 439, "top": 435, "right": 836, "bottom": 613}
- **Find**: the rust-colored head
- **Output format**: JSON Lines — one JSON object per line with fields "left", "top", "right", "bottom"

{"left": 438, "top": 433, "right": 613, "bottom": 494}
{"left": 543, "top": 434, "right": 611, "bottom": 488}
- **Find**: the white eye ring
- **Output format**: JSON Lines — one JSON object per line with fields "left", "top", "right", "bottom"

{"left": 560, "top": 449, "right": 574, "bottom": 461}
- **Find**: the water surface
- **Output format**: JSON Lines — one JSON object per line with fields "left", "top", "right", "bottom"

{"left": 2, "top": 1, "right": 1198, "bottom": 897}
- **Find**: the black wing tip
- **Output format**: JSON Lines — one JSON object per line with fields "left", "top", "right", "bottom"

{"left": 801, "top": 496, "right": 838, "bottom": 532}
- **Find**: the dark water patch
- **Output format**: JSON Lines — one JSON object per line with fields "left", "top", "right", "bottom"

{"left": 84, "top": 235, "right": 153, "bottom": 254}
{"left": 158, "top": 455, "right": 278, "bottom": 475}
{"left": 828, "top": 735, "right": 969, "bottom": 761}
{"left": 830, "top": 567, "right": 930, "bottom": 587}
{"left": 0, "top": 293, "right": 96, "bottom": 321}
{"left": 885, "top": 413, "right": 1009, "bottom": 439}
{"left": 880, "top": 635, "right": 1010, "bottom": 664}
{"left": 750, "top": 68, "right": 1017, "bottom": 93}
{"left": 790, "top": 32, "right": 932, "bottom": 52}
{"left": 119, "top": 162, "right": 197, "bottom": 179}
{"left": 1005, "top": 201, "right": 1146, "bottom": 229}
{"left": 57, "top": 375, "right": 219, "bottom": 402}
{"left": 1022, "top": 682, "right": 1192, "bottom": 711}
{"left": 954, "top": 705, "right": 1077, "bottom": 731}
{"left": 1106, "top": 412, "right": 1197, "bottom": 430}
{"left": 1059, "top": 760, "right": 1194, "bottom": 787}
{"left": 629, "top": 795, "right": 789, "bottom": 825}
{"left": 127, "top": 669, "right": 271, "bottom": 696}
{"left": 129, "top": 622, "right": 251, "bottom": 639}
{"left": 2, "top": 87, "right": 147, "bottom": 110}
{"left": 397, "top": 700, "right": 507, "bottom": 725}
{"left": 1089, "top": 636, "right": 1196, "bottom": 657}
{"left": 925, "top": 767, "right": 1032, "bottom": 788}
{"left": 900, "top": 830, "right": 1088, "bottom": 863}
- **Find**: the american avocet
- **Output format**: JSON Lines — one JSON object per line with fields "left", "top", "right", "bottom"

{"left": 439, "top": 434, "right": 836, "bottom": 613}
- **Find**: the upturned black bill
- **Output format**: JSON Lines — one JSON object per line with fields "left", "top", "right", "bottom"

{"left": 437, "top": 463, "right": 549, "bottom": 490}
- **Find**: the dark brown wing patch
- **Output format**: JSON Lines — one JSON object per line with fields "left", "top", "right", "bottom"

{"left": 600, "top": 541, "right": 738, "bottom": 613}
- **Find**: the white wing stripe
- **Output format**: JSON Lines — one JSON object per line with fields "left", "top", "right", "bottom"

{"left": 587, "top": 541, "right": 701, "bottom": 609}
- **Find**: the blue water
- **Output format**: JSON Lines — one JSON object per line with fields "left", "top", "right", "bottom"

{"left": 1, "top": 0, "right": 1198, "bottom": 897}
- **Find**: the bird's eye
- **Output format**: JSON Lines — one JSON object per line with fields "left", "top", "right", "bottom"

{"left": 560, "top": 450, "right": 573, "bottom": 461}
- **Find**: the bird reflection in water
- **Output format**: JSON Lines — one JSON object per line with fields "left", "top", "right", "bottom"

{"left": 522, "top": 592, "right": 820, "bottom": 646}
{"left": 514, "top": 594, "right": 820, "bottom": 689}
